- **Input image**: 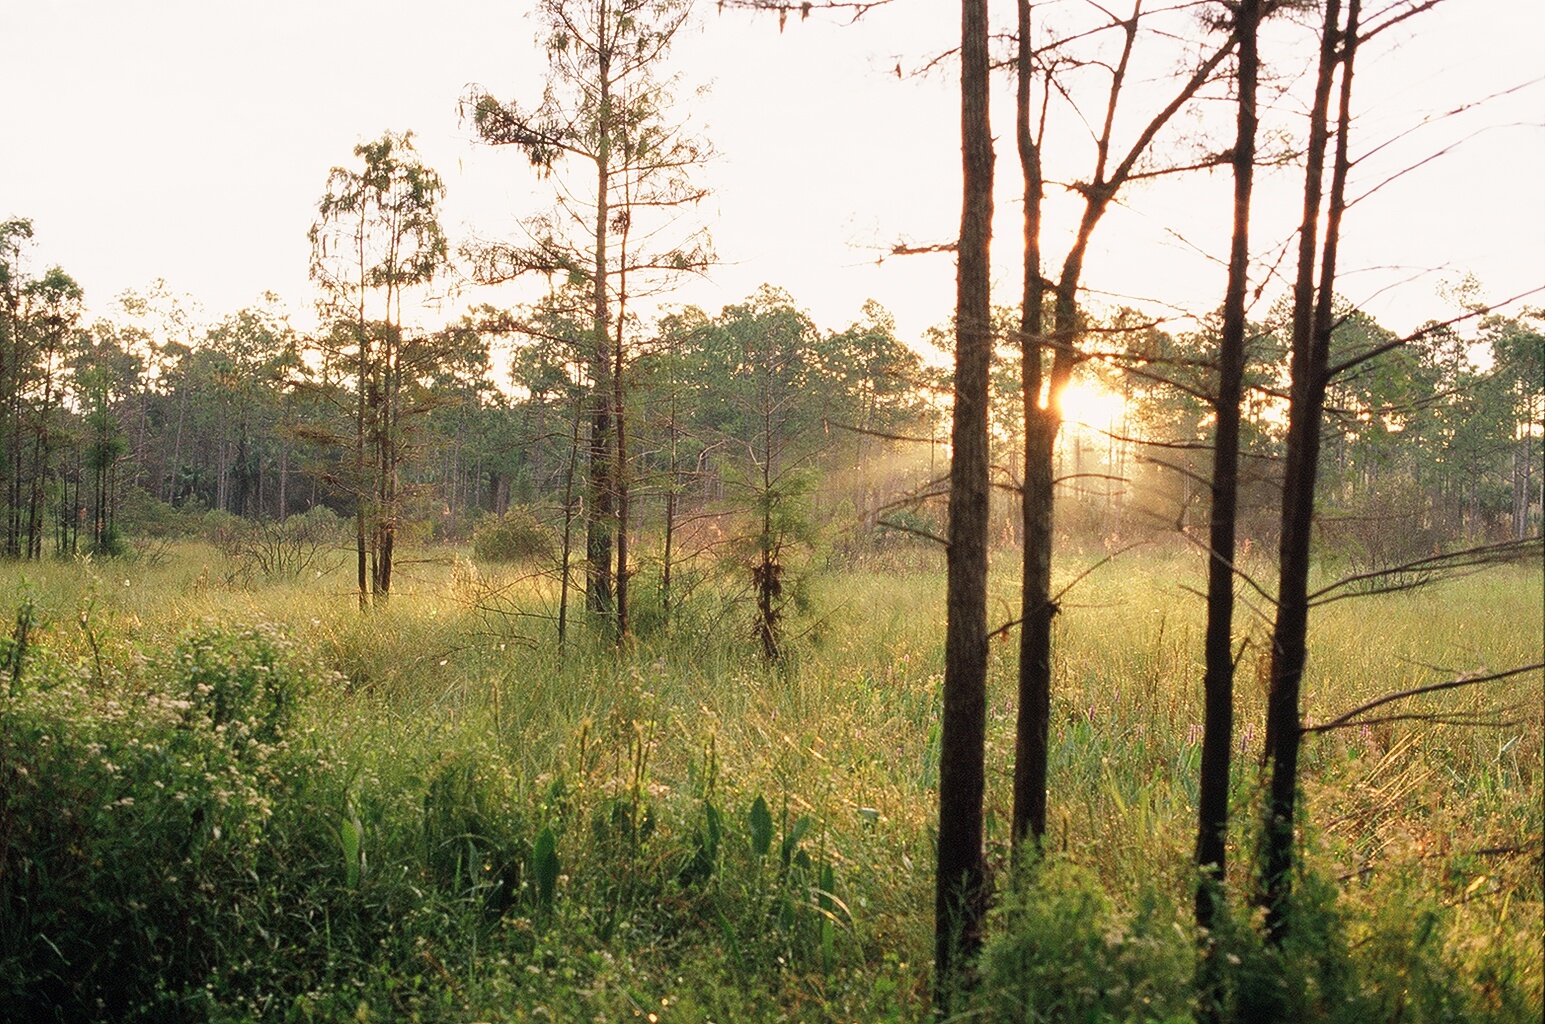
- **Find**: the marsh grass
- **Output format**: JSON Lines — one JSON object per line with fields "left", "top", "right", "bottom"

{"left": 0, "top": 543, "right": 1538, "bottom": 1022}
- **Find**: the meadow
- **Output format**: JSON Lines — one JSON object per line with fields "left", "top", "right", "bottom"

{"left": 1, "top": 540, "right": 1539, "bottom": 1022}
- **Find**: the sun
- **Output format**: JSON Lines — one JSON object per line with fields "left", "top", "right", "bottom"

{"left": 1056, "top": 381, "right": 1125, "bottom": 433}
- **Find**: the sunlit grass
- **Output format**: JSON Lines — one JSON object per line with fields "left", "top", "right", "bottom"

{"left": 1, "top": 540, "right": 1538, "bottom": 1020}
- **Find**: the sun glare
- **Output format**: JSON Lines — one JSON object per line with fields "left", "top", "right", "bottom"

{"left": 1057, "top": 382, "right": 1125, "bottom": 434}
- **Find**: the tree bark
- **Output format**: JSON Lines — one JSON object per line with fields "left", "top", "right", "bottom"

{"left": 1195, "top": 0, "right": 1260, "bottom": 944}
{"left": 1011, "top": 2, "right": 1234, "bottom": 848}
{"left": 586, "top": 0, "right": 617, "bottom": 620}
{"left": 1013, "top": 0, "right": 1052, "bottom": 853}
{"left": 936, "top": 0, "right": 993, "bottom": 1006}
{"left": 1260, "top": 0, "right": 1360, "bottom": 946}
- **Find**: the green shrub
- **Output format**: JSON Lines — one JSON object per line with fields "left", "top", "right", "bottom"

{"left": 978, "top": 856, "right": 1193, "bottom": 1023}
{"left": 472, "top": 507, "right": 553, "bottom": 564}
{"left": 0, "top": 620, "right": 357, "bottom": 1022}
{"left": 116, "top": 487, "right": 202, "bottom": 540}
{"left": 173, "top": 621, "right": 311, "bottom": 746}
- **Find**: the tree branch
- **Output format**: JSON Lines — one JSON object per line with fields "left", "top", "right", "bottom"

{"left": 1303, "top": 663, "right": 1543, "bottom": 735}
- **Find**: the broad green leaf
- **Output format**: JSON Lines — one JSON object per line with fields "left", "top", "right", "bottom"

{"left": 533, "top": 825, "right": 559, "bottom": 907}
{"left": 748, "top": 795, "right": 773, "bottom": 858}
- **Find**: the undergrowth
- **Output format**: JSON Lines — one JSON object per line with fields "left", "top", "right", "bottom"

{"left": 0, "top": 548, "right": 1538, "bottom": 1021}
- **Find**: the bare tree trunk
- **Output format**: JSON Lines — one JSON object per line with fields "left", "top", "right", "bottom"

{"left": 1195, "top": 0, "right": 1260, "bottom": 948}
{"left": 1013, "top": 0, "right": 1051, "bottom": 852}
{"left": 278, "top": 438, "right": 288, "bottom": 522}
{"left": 755, "top": 395, "right": 781, "bottom": 661}
{"left": 586, "top": 1, "right": 616, "bottom": 619}
{"left": 1260, "top": 0, "right": 1360, "bottom": 946}
{"left": 166, "top": 383, "right": 186, "bottom": 505}
{"left": 1011, "top": 2, "right": 1233, "bottom": 848}
{"left": 377, "top": 339, "right": 398, "bottom": 601}
{"left": 935, "top": 0, "right": 993, "bottom": 1005}
{"left": 662, "top": 388, "right": 679, "bottom": 623}
{"left": 356, "top": 327, "right": 369, "bottom": 611}
{"left": 613, "top": 202, "right": 634, "bottom": 641}
{"left": 558, "top": 389, "right": 585, "bottom": 652}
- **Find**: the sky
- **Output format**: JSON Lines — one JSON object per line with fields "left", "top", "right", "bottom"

{"left": 1, "top": 0, "right": 1541, "bottom": 354}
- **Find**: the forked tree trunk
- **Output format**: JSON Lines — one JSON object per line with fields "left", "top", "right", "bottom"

{"left": 935, "top": 0, "right": 993, "bottom": 1006}
{"left": 1260, "top": 0, "right": 1360, "bottom": 946}
{"left": 1010, "top": 3, "right": 1235, "bottom": 847}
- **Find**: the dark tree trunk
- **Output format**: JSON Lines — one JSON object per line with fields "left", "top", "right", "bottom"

{"left": 376, "top": 344, "right": 398, "bottom": 601}
{"left": 613, "top": 256, "right": 631, "bottom": 641}
{"left": 1013, "top": 0, "right": 1051, "bottom": 852}
{"left": 935, "top": 0, "right": 993, "bottom": 1007}
{"left": 662, "top": 390, "right": 679, "bottom": 623}
{"left": 1010, "top": 6, "right": 1232, "bottom": 849}
{"left": 1260, "top": 0, "right": 1360, "bottom": 946}
{"left": 1195, "top": 0, "right": 1260, "bottom": 944}
{"left": 356, "top": 328, "right": 369, "bottom": 611}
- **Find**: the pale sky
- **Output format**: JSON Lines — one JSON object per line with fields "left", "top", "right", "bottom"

{"left": 2, "top": 0, "right": 1541, "bottom": 351}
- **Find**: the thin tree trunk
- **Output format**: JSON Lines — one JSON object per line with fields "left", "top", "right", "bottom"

{"left": 613, "top": 195, "right": 633, "bottom": 640}
{"left": 1013, "top": 0, "right": 1051, "bottom": 852}
{"left": 558, "top": 389, "right": 585, "bottom": 652}
{"left": 377, "top": 338, "right": 397, "bottom": 600}
{"left": 586, "top": 0, "right": 616, "bottom": 619}
{"left": 1195, "top": 0, "right": 1260, "bottom": 948}
{"left": 1012, "top": 1, "right": 1233, "bottom": 850}
{"left": 936, "top": 0, "right": 993, "bottom": 1004}
{"left": 279, "top": 439, "right": 288, "bottom": 522}
{"left": 26, "top": 350, "right": 56, "bottom": 560}
{"left": 1260, "top": 0, "right": 1359, "bottom": 946}
{"left": 356, "top": 325, "right": 369, "bottom": 610}
{"left": 756, "top": 393, "right": 780, "bottom": 661}
{"left": 166, "top": 383, "right": 186, "bottom": 504}
{"left": 662, "top": 380, "right": 681, "bottom": 624}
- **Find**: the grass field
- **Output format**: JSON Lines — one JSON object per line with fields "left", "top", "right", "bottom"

{"left": 1, "top": 542, "right": 1539, "bottom": 1022}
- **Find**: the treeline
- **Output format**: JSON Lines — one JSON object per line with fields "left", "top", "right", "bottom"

{"left": 0, "top": 220, "right": 936, "bottom": 578}
{"left": 1093, "top": 302, "right": 1544, "bottom": 564}
{"left": 2, "top": 214, "right": 1540, "bottom": 584}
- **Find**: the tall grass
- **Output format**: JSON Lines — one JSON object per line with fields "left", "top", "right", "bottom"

{"left": 0, "top": 543, "right": 1538, "bottom": 1021}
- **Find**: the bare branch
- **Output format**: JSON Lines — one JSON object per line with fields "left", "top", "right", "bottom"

{"left": 875, "top": 517, "right": 948, "bottom": 547}
{"left": 1303, "top": 663, "right": 1543, "bottom": 735}
{"left": 1324, "top": 287, "right": 1545, "bottom": 379}
{"left": 1307, "top": 538, "right": 1543, "bottom": 606}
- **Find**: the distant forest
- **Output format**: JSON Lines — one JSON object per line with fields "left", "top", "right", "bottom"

{"left": 0, "top": 214, "right": 1540, "bottom": 581}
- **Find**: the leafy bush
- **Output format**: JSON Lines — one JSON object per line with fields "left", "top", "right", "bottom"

{"left": 472, "top": 506, "right": 553, "bottom": 563}
{"left": 0, "top": 622, "right": 335, "bottom": 1021}
{"left": 173, "top": 621, "right": 311, "bottom": 746}
{"left": 116, "top": 486, "right": 202, "bottom": 540}
{"left": 978, "top": 857, "right": 1193, "bottom": 1023}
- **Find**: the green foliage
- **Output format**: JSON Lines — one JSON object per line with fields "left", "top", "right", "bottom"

{"left": 0, "top": 557, "right": 1537, "bottom": 1022}
{"left": 978, "top": 857, "right": 1194, "bottom": 1023}
{"left": 173, "top": 621, "right": 312, "bottom": 745}
{"left": 748, "top": 794, "right": 774, "bottom": 858}
{"left": 116, "top": 487, "right": 197, "bottom": 539}
{"left": 0, "top": 621, "right": 332, "bottom": 1021}
{"left": 471, "top": 506, "right": 553, "bottom": 564}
